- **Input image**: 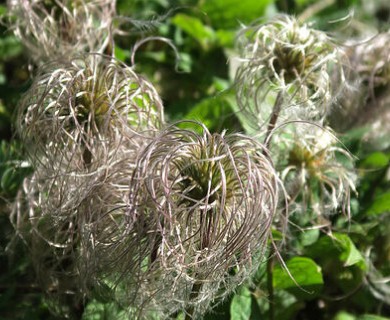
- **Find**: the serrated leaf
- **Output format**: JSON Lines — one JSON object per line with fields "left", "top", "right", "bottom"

{"left": 230, "top": 286, "right": 252, "bottom": 320}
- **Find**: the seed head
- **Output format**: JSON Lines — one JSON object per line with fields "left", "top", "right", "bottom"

{"left": 235, "top": 15, "right": 346, "bottom": 129}
{"left": 11, "top": 53, "right": 164, "bottom": 314}
{"left": 11, "top": 144, "right": 135, "bottom": 317}
{"left": 329, "top": 31, "right": 390, "bottom": 131}
{"left": 277, "top": 125, "right": 356, "bottom": 220}
{"left": 17, "top": 54, "right": 164, "bottom": 167}
{"left": 110, "top": 122, "right": 278, "bottom": 319}
{"left": 354, "top": 32, "right": 390, "bottom": 88}
{"left": 7, "top": 0, "right": 116, "bottom": 63}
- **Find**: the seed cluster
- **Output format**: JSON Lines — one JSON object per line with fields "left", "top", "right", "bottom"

{"left": 6, "top": 2, "right": 371, "bottom": 319}
{"left": 235, "top": 15, "right": 346, "bottom": 129}
{"left": 8, "top": 1, "right": 282, "bottom": 319}
{"left": 116, "top": 124, "right": 278, "bottom": 318}
{"left": 7, "top": 0, "right": 115, "bottom": 63}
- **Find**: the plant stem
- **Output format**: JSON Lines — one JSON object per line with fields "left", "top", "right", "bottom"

{"left": 267, "top": 247, "right": 275, "bottom": 320}
{"left": 264, "top": 92, "right": 284, "bottom": 150}
{"left": 262, "top": 92, "right": 283, "bottom": 320}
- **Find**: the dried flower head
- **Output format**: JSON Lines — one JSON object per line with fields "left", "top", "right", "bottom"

{"left": 17, "top": 54, "right": 164, "bottom": 167}
{"left": 329, "top": 31, "right": 390, "bottom": 131}
{"left": 11, "top": 143, "right": 135, "bottom": 317}
{"left": 7, "top": 0, "right": 116, "bottom": 62}
{"left": 11, "top": 53, "right": 164, "bottom": 314}
{"left": 235, "top": 15, "right": 346, "bottom": 129}
{"left": 108, "top": 122, "right": 278, "bottom": 319}
{"left": 353, "top": 32, "right": 390, "bottom": 88}
{"left": 276, "top": 125, "right": 356, "bottom": 221}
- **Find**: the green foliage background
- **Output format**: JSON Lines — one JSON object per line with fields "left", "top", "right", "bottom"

{"left": 0, "top": 0, "right": 389, "bottom": 319}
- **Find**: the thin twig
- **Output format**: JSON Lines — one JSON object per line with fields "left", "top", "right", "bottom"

{"left": 264, "top": 92, "right": 284, "bottom": 150}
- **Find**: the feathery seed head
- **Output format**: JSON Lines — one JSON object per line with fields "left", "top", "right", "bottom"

{"left": 353, "top": 32, "right": 390, "bottom": 88}
{"left": 278, "top": 125, "right": 356, "bottom": 219}
{"left": 235, "top": 15, "right": 346, "bottom": 128}
{"left": 7, "top": 0, "right": 116, "bottom": 62}
{"left": 17, "top": 54, "right": 164, "bottom": 166}
{"left": 11, "top": 146, "right": 135, "bottom": 317}
{"left": 329, "top": 31, "right": 390, "bottom": 131}
{"left": 113, "top": 122, "right": 278, "bottom": 318}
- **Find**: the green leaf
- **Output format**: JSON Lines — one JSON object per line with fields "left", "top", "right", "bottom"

{"left": 273, "top": 257, "right": 323, "bottom": 299}
{"left": 177, "top": 52, "right": 192, "bottom": 73}
{"left": 338, "top": 236, "right": 365, "bottom": 268}
{"left": 295, "top": 0, "right": 317, "bottom": 8}
{"left": 182, "top": 92, "right": 234, "bottom": 132}
{"left": 299, "top": 229, "right": 320, "bottom": 247}
{"left": 253, "top": 288, "right": 305, "bottom": 320}
{"left": 0, "top": 101, "right": 10, "bottom": 118}
{"left": 307, "top": 233, "right": 366, "bottom": 270}
{"left": 0, "top": 141, "right": 31, "bottom": 196}
{"left": 334, "top": 311, "right": 356, "bottom": 320}
{"left": 171, "top": 14, "right": 216, "bottom": 49}
{"left": 367, "top": 192, "right": 390, "bottom": 216}
{"left": 200, "top": 0, "right": 273, "bottom": 29}
{"left": 0, "top": 5, "right": 6, "bottom": 17}
{"left": 271, "top": 229, "right": 284, "bottom": 241}
{"left": 361, "top": 152, "right": 389, "bottom": 169}
{"left": 82, "top": 300, "right": 127, "bottom": 320}
{"left": 358, "top": 316, "right": 390, "bottom": 320}
{"left": 215, "top": 29, "right": 235, "bottom": 47}
{"left": 114, "top": 46, "right": 131, "bottom": 62}
{"left": 341, "top": 126, "right": 371, "bottom": 148}
{"left": 230, "top": 286, "right": 252, "bottom": 320}
{"left": 0, "top": 36, "right": 23, "bottom": 60}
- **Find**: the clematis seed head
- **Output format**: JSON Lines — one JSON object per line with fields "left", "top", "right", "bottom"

{"left": 235, "top": 15, "right": 347, "bottom": 129}
{"left": 109, "top": 122, "right": 279, "bottom": 319}
{"left": 16, "top": 53, "right": 164, "bottom": 167}
{"left": 7, "top": 0, "right": 116, "bottom": 63}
